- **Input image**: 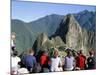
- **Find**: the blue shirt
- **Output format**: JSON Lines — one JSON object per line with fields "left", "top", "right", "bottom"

{"left": 22, "top": 55, "right": 37, "bottom": 68}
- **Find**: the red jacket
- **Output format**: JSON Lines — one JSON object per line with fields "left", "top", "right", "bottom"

{"left": 40, "top": 54, "right": 50, "bottom": 67}
{"left": 76, "top": 55, "right": 86, "bottom": 70}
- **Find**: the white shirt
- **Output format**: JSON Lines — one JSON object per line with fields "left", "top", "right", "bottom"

{"left": 11, "top": 56, "right": 21, "bottom": 74}
{"left": 64, "top": 56, "right": 74, "bottom": 71}
{"left": 51, "top": 57, "right": 62, "bottom": 72}
{"left": 11, "top": 56, "right": 21, "bottom": 69}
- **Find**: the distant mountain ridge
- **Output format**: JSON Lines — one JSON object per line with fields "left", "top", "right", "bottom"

{"left": 75, "top": 10, "right": 96, "bottom": 31}
{"left": 11, "top": 10, "right": 96, "bottom": 53}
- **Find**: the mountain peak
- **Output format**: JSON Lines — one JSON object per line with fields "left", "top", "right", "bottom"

{"left": 63, "top": 14, "right": 76, "bottom": 24}
{"left": 83, "top": 10, "right": 89, "bottom": 13}
{"left": 67, "top": 14, "right": 74, "bottom": 18}
{"left": 51, "top": 14, "right": 81, "bottom": 44}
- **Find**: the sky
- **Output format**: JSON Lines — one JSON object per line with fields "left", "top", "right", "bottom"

{"left": 12, "top": 0, "right": 96, "bottom": 22}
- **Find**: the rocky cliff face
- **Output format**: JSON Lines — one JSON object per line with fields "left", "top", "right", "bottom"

{"left": 33, "top": 14, "right": 96, "bottom": 55}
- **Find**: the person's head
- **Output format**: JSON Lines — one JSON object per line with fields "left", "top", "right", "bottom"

{"left": 13, "top": 50, "right": 18, "bottom": 57}
{"left": 77, "top": 51, "right": 80, "bottom": 56}
{"left": 54, "top": 49, "right": 59, "bottom": 58}
{"left": 77, "top": 50, "right": 83, "bottom": 56}
{"left": 67, "top": 51, "right": 72, "bottom": 57}
{"left": 28, "top": 49, "right": 35, "bottom": 56}
{"left": 79, "top": 50, "right": 83, "bottom": 54}
{"left": 89, "top": 50, "right": 94, "bottom": 56}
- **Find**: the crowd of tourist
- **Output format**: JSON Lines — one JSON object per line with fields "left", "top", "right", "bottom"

{"left": 11, "top": 47, "right": 96, "bottom": 75}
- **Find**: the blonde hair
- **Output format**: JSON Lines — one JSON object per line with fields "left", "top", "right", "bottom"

{"left": 53, "top": 48, "right": 59, "bottom": 55}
